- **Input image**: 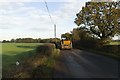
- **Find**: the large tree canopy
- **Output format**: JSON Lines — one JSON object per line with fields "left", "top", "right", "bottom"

{"left": 75, "top": 2, "right": 120, "bottom": 40}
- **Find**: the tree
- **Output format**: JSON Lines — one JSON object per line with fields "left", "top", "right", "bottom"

{"left": 2, "top": 40, "right": 10, "bottom": 43}
{"left": 61, "top": 33, "right": 73, "bottom": 40}
{"left": 72, "top": 28, "right": 81, "bottom": 41}
{"left": 72, "top": 27, "right": 94, "bottom": 41}
{"left": 2, "top": 40, "right": 7, "bottom": 43}
{"left": 74, "top": 2, "right": 120, "bottom": 42}
{"left": 11, "top": 39, "right": 15, "bottom": 43}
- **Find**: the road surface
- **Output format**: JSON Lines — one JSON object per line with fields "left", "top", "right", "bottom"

{"left": 54, "top": 49, "right": 119, "bottom": 78}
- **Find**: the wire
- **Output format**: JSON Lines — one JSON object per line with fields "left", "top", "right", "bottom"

{"left": 44, "top": 0, "right": 56, "bottom": 39}
{"left": 44, "top": 0, "right": 54, "bottom": 24}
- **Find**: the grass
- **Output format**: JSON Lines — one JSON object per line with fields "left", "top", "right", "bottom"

{"left": 2, "top": 43, "right": 60, "bottom": 78}
{"left": 31, "top": 44, "right": 60, "bottom": 78}
{"left": 108, "top": 41, "right": 120, "bottom": 45}
{"left": 31, "top": 50, "right": 60, "bottom": 78}
{"left": 2, "top": 43, "right": 43, "bottom": 68}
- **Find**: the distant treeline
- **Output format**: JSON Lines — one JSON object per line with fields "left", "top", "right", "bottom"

{"left": 112, "top": 40, "right": 120, "bottom": 42}
{"left": 2, "top": 38, "right": 60, "bottom": 43}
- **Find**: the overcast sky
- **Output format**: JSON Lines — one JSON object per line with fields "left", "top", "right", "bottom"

{"left": 0, "top": 0, "right": 117, "bottom": 41}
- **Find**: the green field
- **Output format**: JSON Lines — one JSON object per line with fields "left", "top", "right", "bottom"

{"left": 2, "top": 43, "right": 59, "bottom": 78}
{"left": 2, "top": 43, "right": 43, "bottom": 69}
{"left": 109, "top": 41, "right": 120, "bottom": 45}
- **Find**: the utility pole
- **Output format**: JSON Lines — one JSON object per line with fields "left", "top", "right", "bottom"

{"left": 44, "top": 1, "right": 57, "bottom": 43}
{"left": 54, "top": 24, "right": 57, "bottom": 42}
{"left": 54, "top": 24, "right": 56, "bottom": 38}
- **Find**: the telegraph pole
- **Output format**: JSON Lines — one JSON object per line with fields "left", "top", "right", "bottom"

{"left": 44, "top": 0, "right": 57, "bottom": 43}
{"left": 54, "top": 24, "right": 57, "bottom": 42}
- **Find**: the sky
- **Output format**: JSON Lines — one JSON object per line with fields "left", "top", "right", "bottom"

{"left": 0, "top": 0, "right": 117, "bottom": 41}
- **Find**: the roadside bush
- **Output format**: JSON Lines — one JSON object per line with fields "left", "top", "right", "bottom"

{"left": 82, "top": 40, "right": 98, "bottom": 48}
{"left": 72, "top": 40, "right": 81, "bottom": 49}
{"left": 73, "top": 39, "right": 99, "bottom": 49}
{"left": 36, "top": 44, "right": 55, "bottom": 56}
{"left": 100, "top": 45, "right": 119, "bottom": 54}
{"left": 73, "top": 38, "right": 119, "bottom": 59}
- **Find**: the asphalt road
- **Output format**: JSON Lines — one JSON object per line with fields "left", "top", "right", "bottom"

{"left": 54, "top": 49, "right": 119, "bottom": 78}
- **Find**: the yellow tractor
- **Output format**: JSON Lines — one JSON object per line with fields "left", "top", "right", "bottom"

{"left": 61, "top": 38, "right": 72, "bottom": 50}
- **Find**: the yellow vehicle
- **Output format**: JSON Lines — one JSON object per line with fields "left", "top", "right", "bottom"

{"left": 61, "top": 39, "right": 72, "bottom": 50}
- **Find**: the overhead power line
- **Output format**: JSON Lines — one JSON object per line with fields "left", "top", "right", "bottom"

{"left": 44, "top": 0, "right": 54, "bottom": 24}
{"left": 44, "top": 0, "right": 56, "bottom": 39}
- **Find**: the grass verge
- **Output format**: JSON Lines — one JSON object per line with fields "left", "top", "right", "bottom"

{"left": 2, "top": 43, "right": 60, "bottom": 78}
